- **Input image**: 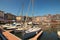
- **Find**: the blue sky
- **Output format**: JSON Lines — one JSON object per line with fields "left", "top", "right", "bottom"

{"left": 0, "top": 0, "right": 60, "bottom": 16}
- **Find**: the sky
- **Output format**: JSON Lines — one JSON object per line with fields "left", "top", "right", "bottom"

{"left": 0, "top": 0, "right": 60, "bottom": 16}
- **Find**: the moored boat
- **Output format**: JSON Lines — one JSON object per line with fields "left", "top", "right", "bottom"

{"left": 22, "top": 27, "right": 42, "bottom": 39}
{"left": 57, "top": 31, "right": 60, "bottom": 38}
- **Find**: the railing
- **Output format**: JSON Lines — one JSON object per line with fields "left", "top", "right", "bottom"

{"left": 0, "top": 33, "right": 7, "bottom": 40}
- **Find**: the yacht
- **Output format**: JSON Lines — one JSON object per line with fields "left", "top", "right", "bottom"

{"left": 2, "top": 24, "right": 17, "bottom": 30}
{"left": 22, "top": 27, "right": 42, "bottom": 39}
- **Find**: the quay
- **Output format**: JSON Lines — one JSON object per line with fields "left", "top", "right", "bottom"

{"left": 29, "top": 31, "right": 43, "bottom": 40}
{"left": 0, "top": 26, "right": 21, "bottom": 40}
{"left": 2, "top": 31, "right": 21, "bottom": 40}
{"left": 0, "top": 26, "right": 43, "bottom": 40}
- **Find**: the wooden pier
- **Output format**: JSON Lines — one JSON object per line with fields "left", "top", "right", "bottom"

{"left": 0, "top": 26, "right": 21, "bottom": 40}
{"left": 0, "top": 26, "right": 43, "bottom": 40}
{"left": 29, "top": 31, "right": 43, "bottom": 40}
{"left": 2, "top": 31, "right": 21, "bottom": 40}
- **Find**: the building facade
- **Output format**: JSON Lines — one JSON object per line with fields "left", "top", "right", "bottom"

{"left": 16, "top": 16, "right": 22, "bottom": 22}
{"left": 4, "top": 13, "right": 16, "bottom": 23}
{"left": 0, "top": 11, "right": 4, "bottom": 23}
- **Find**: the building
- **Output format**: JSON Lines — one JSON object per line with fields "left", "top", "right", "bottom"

{"left": 6, "top": 13, "right": 16, "bottom": 20}
{"left": 24, "top": 16, "right": 32, "bottom": 22}
{"left": 32, "top": 16, "right": 41, "bottom": 24}
{"left": 32, "top": 16, "right": 50, "bottom": 23}
{"left": 16, "top": 16, "right": 22, "bottom": 22}
{"left": 0, "top": 10, "right": 4, "bottom": 23}
{"left": 16, "top": 16, "right": 32, "bottom": 23}
{"left": 4, "top": 13, "right": 16, "bottom": 23}
{"left": 40, "top": 16, "right": 48, "bottom": 22}
{"left": 51, "top": 14, "right": 60, "bottom": 20}
{"left": 33, "top": 16, "right": 40, "bottom": 22}
{"left": 51, "top": 14, "right": 60, "bottom": 27}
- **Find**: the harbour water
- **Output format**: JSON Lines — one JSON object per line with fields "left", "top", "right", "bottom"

{"left": 38, "top": 32, "right": 59, "bottom": 40}
{"left": 10, "top": 24, "right": 60, "bottom": 40}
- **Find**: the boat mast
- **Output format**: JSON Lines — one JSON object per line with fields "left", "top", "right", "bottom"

{"left": 25, "top": 0, "right": 31, "bottom": 23}
{"left": 32, "top": 0, "right": 34, "bottom": 18}
{"left": 20, "top": 3, "right": 24, "bottom": 16}
{"left": 20, "top": 1, "right": 24, "bottom": 22}
{"left": 31, "top": 0, "right": 34, "bottom": 24}
{"left": 31, "top": 0, "right": 34, "bottom": 28}
{"left": 24, "top": 0, "right": 31, "bottom": 28}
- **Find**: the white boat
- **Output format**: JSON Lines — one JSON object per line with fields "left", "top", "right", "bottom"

{"left": 25, "top": 28, "right": 41, "bottom": 33}
{"left": 57, "top": 31, "right": 60, "bottom": 38}
{"left": 2, "top": 24, "right": 17, "bottom": 30}
{"left": 28, "top": 22, "right": 32, "bottom": 25}
{"left": 2, "top": 24, "right": 11, "bottom": 28}
{"left": 22, "top": 27, "right": 42, "bottom": 39}
{"left": 6, "top": 27, "right": 17, "bottom": 30}
{"left": 14, "top": 28, "right": 24, "bottom": 32}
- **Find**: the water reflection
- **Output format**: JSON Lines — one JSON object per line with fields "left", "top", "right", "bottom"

{"left": 37, "top": 24, "right": 60, "bottom": 40}
{"left": 38, "top": 32, "right": 59, "bottom": 40}
{"left": 10, "top": 24, "right": 60, "bottom": 40}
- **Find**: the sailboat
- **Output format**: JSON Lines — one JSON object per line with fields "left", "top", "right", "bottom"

{"left": 19, "top": 0, "right": 43, "bottom": 39}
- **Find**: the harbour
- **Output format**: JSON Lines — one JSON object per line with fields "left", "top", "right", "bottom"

{"left": 0, "top": 0, "right": 60, "bottom": 40}
{"left": 1, "top": 23, "right": 60, "bottom": 40}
